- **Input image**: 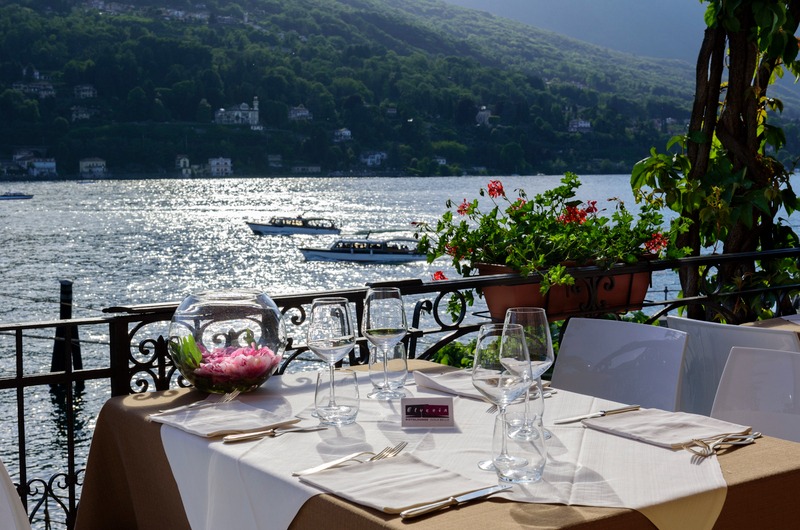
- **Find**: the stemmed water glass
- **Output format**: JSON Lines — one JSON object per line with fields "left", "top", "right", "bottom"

{"left": 362, "top": 287, "right": 408, "bottom": 400}
{"left": 307, "top": 297, "right": 356, "bottom": 424}
{"left": 504, "top": 307, "right": 555, "bottom": 439}
{"left": 471, "top": 323, "right": 532, "bottom": 471}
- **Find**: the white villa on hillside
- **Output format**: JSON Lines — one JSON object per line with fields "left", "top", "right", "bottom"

{"left": 288, "top": 105, "right": 313, "bottom": 121}
{"left": 215, "top": 97, "right": 259, "bottom": 126}
{"left": 209, "top": 157, "right": 233, "bottom": 177}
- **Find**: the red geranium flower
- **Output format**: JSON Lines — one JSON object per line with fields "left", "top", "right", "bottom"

{"left": 457, "top": 199, "right": 469, "bottom": 215}
{"left": 432, "top": 271, "right": 448, "bottom": 281}
{"left": 510, "top": 198, "right": 527, "bottom": 211}
{"left": 487, "top": 180, "right": 504, "bottom": 198}
{"left": 558, "top": 205, "right": 587, "bottom": 224}
{"left": 644, "top": 232, "right": 669, "bottom": 253}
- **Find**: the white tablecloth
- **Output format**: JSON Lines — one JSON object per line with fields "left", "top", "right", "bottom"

{"left": 161, "top": 371, "right": 727, "bottom": 530}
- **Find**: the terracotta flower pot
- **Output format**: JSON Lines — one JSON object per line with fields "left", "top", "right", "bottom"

{"left": 476, "top": 263, "right": 651, "bottom": 321}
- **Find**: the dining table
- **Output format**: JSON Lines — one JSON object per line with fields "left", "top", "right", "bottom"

{"left": 74, "top": 360, "right": 800, "bottom": 530}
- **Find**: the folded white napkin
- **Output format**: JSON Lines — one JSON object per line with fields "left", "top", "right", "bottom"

{"left": 413, "top": 370, "right": 548, "bottom": 401}
{"left": 299, "top": 453, "right": 497, "bottom": 514}
{"left": 413, "top": 370, "right": 484, "bottom": 400}
{"left": 147, "top": 401, "right": 296, "bottom": 437}
{"left": 582, "top": 408, "right": 751, "bottom": 449}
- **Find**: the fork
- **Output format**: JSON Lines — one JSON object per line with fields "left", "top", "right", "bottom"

{"left": 368, "top": 441, "right": 408, "bottom": 461}
{"left": 683, "top": 432, "right": 762, "bottom": 458}
{"left": 157, "top": 389, "right": 241, "bottom": 414}
{"left": 292, "top": 441, "right": 408, "bottom": 476}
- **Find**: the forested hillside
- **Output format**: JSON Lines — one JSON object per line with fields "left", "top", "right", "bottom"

{"left": 0, "top": 0, "right": 797, "bottom": 176}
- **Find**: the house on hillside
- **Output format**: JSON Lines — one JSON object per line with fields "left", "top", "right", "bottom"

{"left": 291, "top": 165, "right": 321, "bottom": 174}
{"left": 23, "top": 158, "right": 57, "bottom": 177}
{"left": 71, "top": 106, "right": 99, "bottom": 122}
{"left": 215, "top": 97, "right": 259, "bottom": 126}
{"left": 288, "top": 105, "right": 313, "bottom": 121}
{"left": 12, "top": 81, "right": 55, "bottom": 98}
{"left": 360, "top": 151, "right": 388, "bottom": 167}
{"left": 79, "top": 157, "right": 106, "bottom": 177}
{"left": 568, "top": 119, "right": 592, "bottom": 133}
{"left": 333, "top": 128, "right": 352, "bottom": 143}
{"left": 209, "top": 157, "right": 233, "bottom": 177}
{"left": 476, "top": 106, "right": 492, "bottom": 126}
{"left": 175, "top": 155, "right": 192, "bottom": 177}
{"left": 74, "top": 85, "right": 97, "bottom": 99}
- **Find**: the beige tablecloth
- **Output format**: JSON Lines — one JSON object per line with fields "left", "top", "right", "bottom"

{"left": 75, "top": 361, "right": 800, "bottom": 530}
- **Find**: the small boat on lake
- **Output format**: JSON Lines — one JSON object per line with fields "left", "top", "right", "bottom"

{"left": 246, "top": 216, "right": 341, "bottom": 235}
{"left": 299, "top": 237, "right": 427, "bottom": 263}
{"left": 0, "top": 191, "right": 33, "bottom": 200}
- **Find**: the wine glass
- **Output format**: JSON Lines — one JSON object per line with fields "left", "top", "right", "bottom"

{"left": 504, "top": 307, "right": 555, "bottom": 439}
{"left": 307, "top": 297, "right": 356, "bottom": 425}
{"left": 362, "top": 287, "right": 408, "bottom": 400}
{"left": 471, "top": 323, "right": 532, "bottom": 471}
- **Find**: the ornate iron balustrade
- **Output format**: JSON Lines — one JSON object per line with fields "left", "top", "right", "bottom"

{"left": 1, "top": 248, "right": 800, "bottom": 529}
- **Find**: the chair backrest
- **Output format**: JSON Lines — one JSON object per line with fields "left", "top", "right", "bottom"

{"left": 667, "top": 316, "right": 800, "bottom": 416}
{"left": 550, "top": 318, "right": 688, "bottom": 410}
{"left": 711, "top": 346, "right": 800, "bottom": 442}
{"left": 0, "top": 458, "right": 30, "bottom": 530}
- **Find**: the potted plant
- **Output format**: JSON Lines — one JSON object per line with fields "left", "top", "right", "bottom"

{"left": 415, "top": 173, "right": 672, "bottom": 319}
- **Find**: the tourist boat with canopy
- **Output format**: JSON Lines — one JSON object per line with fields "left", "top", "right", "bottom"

{"left": 298, "top": 237, "right": 426, "bottom": 263}
{"left": 246, "top": 216, "right": 340, "bottom": 235}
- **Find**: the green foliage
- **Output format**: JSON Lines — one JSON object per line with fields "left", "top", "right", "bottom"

{"left": 431, "top": 339, "right": 475, "bottom": 368}
{"left": 0, "top": 0, "right": 710, "bottom": 174}
{"left": 169, "top": 334, "right": 202, "bottom": 370}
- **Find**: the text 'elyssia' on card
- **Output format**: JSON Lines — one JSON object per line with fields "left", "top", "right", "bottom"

{"left": 400, "top": 397, "right": 454, "bottom": 428}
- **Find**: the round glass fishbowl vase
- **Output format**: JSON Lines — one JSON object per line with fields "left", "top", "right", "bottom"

{"left": 167, "top": 290, "right": 286, "bottom": 394}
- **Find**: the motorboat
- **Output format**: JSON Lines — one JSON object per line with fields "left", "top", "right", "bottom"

{"left": 246, "top": 216, "right": 340, "bottom": 235}
{"left": 0, "top": 191, "right": 33, "bottom": 200}
{"left": 299, "top": 237, "right": 427, "bottom": 263}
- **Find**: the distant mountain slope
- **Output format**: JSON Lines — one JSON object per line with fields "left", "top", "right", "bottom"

{"left": 345, "top": 0, "right": 696, "bottom": 102}
{"left": 440, "top": 0, "right": 707, "bottom": 62}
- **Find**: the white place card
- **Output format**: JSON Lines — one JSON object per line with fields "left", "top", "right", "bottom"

{"left": 400, "top": 396, "right": 454, "bottom": 428}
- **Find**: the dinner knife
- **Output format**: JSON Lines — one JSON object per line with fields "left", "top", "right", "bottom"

{"left": 553, "top": 404, "right": 641, "bottom": 425}
{"left": 399, "top": 484, "right": 512, "bottom": 519}
{"left": 219, "top": 418, "right": 302, "bottom": 442}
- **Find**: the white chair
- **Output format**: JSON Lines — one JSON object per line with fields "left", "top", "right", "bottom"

{"left": 711, "top": 346, "right": 800, "bottom": 442}
{"left": 550, "top": 318, "right": 688, "bottom": 410}
{"left": 0, "top": 458, "right": 30, "bottom": 530}
{"left": 667, "top": 316, "right": 800, "bottom": 416}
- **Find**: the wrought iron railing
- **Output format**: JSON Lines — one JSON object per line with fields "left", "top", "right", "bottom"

{"left": 1, "top": 249, "right": 800, "bottom": 529}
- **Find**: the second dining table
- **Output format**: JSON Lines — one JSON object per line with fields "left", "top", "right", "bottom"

{"left": 74, "top": 360, "right": 800, "bottom": 530}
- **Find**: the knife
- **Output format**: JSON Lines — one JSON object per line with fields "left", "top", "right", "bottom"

{"left": 219, "top": 418, "right": 302, "bottom": 442}
{"left": 552, "top": 405, "right": 641, "bottom": 425}
{"left": 399, "top": 484, "right": 512, "bottom": 519}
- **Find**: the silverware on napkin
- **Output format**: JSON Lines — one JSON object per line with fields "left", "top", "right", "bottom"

{"left": 221, "top": 421, "right": 321, "bottom": 443}
{"left": 553, "top": 404, "right": 641, "bottom": 425}
{"left": 399, "top": 484, "right": 512, "bottom": 519}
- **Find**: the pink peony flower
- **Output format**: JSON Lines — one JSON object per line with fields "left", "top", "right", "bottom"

{"left": 194, "top": 343, "right": 280, "bottom": 385}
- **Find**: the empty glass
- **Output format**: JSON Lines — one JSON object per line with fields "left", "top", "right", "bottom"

{"left": 307, "top": 298, "right": 356, "bottom": 421}
{"left": 472, "top": 323, "right": 532, "bottom": 471}
{"left": 493, "top": 412, "right": 547, "bottom": 483}
{"left": 362, "top": 287, "right": 408, "bottom": 400}
{"left": 315, "top": 369, "right": 360, "bottom": 425}
{"left": 504, "top": 307, "right": 555, "bottom": 440}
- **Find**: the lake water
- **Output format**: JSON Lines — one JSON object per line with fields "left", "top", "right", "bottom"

{"left": 0, "top": 174, "right": 680, "bottom": 325}
{"left": 0, "top": 173, "right": 690, "bottom": 521}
